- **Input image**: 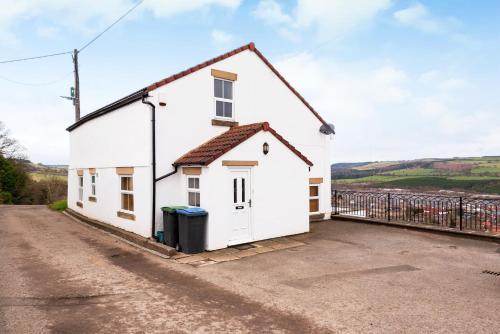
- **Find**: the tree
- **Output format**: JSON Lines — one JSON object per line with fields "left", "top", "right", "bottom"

{"left": 0, "top": 121, "right": 25, "bottom": 159}
{"left": 0, "top": 154, "right": 28, "bottom": 204}
{"left": 0, "top": 121, "right": 67, "bottom": 205}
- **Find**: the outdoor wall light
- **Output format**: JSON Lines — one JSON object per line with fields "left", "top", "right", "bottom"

{"left": 263, "top": 142, "right": 269, "bottom": 155}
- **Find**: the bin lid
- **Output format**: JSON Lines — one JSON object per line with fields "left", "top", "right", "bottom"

{"left": 177, "top": 207, "right": 207, "bottom": 216}
{"left": 161, "top": 205, "right": 188, "bottom": 213}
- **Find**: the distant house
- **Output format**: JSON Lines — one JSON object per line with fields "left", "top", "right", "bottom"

{"left": 66, "top": 42, "right": 334, "bottom": 250}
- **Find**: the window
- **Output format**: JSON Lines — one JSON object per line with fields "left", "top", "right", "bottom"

{"left": 309, "top": 185, "right": 320, "bottom": 213}
{"left": 91, "top": 175, "right": 96, "bottom": 196}
{"left": 233, "top": 177, "right": 246, "bottom": 204}
{"left": 78, "top": 176, "right": 83, "bottom": 202}
{"left": 120, "top": 176, "right": 134, "bottom": 212}
{"left": 187, "top": 177, "right": 200, "bottom": 207}
{"left": 214, "top": 78, "right": 233, "bottom": 119}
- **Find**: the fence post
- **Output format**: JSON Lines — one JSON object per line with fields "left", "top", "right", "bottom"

{"left": 387, "top": 192, "right": 391, "bottom": 221}
{"left": 459, "top": 196, "right": 463, "bottom": 231}
{"left": 334, "top": 190, "right": 338, "bottom": 215}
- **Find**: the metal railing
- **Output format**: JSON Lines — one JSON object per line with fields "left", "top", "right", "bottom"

{"left": 332, "top": 190, "right": 499, "bottom": 234}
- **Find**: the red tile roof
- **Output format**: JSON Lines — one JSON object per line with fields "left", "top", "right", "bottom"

{"left": 146, "top": 42, "right": 328, "bottom": 127}
{"left": 174, "top": 122, "right": 313, "bottom": 167}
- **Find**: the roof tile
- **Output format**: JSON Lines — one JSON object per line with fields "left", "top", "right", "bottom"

{"left": 174, "top": 122, "right": 313, "bottom": 167}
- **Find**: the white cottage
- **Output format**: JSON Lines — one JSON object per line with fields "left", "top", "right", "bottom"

{"left": 67, "top": 42, "right": 334, "bottom": 250}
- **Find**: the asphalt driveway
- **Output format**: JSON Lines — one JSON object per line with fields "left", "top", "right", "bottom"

{"left": 1, "top": 205, "right": 499, "bottom": 333}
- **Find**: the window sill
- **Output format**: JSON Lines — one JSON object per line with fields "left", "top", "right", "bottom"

{"left": 117, "top": 211, "right": 135, "bottom": 221}
{"left": 88, "top": 196, "right": 97, "bottom": 203}
{"left": 211, "top": 119, "right": 238, "bottom": 127}
{"left": 309, "top": 213, "right": 324, "bottom": 222}
{"left": 76, "top": 201, "right": 83, "bottom": 208}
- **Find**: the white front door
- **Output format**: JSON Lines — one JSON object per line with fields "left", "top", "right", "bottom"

{"left": 228, "top": 169, "right": 252, "bottom": 245}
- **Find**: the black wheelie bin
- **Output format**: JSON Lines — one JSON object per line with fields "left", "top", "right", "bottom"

{"left": 176, "top": 207, "right": 208, "bottom": 254}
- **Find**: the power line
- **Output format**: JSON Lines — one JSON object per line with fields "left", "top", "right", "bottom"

{"left": 0, "top": 0, "right": 145, "bottom": 64}
{"left": 79, "top": 0, "right": 145, "bottom": 52}
{"left": 0, "top": 51, "right": 72, "bottom": 64}
{"left": 0, "top": 71, "right": 73, "bottom": 86}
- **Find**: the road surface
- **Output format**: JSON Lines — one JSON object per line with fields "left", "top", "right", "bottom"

{"left": 0, "top": 205, "right": 325, "bottom": 333}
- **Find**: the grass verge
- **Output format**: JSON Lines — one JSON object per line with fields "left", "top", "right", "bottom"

{"left": 48, "top": 199, "right": 67, "bottom": 212}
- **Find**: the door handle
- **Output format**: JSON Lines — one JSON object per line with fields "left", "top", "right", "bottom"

{"left": 248, "top": 199, "right": 252, "bottom": 207}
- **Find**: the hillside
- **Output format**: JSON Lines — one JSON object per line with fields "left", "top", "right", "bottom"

{"left": 332, "top": 156, "right": 500, "bottom": 195}
{"left": 24, "top": 162, "right": 68, "bottom": 181}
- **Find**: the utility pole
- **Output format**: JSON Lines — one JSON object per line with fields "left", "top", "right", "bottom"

{"left": 72, "top": 49, "right": 80, "bottom": 122}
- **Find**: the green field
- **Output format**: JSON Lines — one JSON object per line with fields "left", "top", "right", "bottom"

{"left": 30, "top": 172, "right": 67, "bottom": 182}
{"left": 332, "top": 156, "right": 500, "bottom": 194}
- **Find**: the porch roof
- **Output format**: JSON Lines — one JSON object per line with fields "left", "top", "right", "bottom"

{"left": 174, "top": 122, "right": 313, "bottom": 167}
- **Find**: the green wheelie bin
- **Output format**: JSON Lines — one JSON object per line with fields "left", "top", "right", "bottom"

{"left": 161, "top": 206, "right": 187, "bottom": 248}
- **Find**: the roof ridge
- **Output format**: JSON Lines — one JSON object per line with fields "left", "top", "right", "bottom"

{"left": 146, "top": 43, "right": 255, "bottom": 91}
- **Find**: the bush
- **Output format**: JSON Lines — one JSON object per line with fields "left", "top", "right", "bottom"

{"left": 0, "top": 155, "right": 28, "bottom": 203}
{"left": 0, "top": 191, "right": 13, "bottom": 204}
{"left": 48, "top": 199, "right": 67, "bottom": 212}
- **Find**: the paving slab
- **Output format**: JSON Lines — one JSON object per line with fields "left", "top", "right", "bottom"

{"left": 175, "top": 254, "right": 206, "bottom": 264}
{"left": 252, "top": 246, "right": 274, "bottom": 254}
{"left": 208, "top": 254, "right": 240, "bottom": 262}
{"left": 234, "top": 249, "right": 259, "bottom": 258}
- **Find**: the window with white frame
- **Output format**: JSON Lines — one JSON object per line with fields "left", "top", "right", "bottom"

{"left": 120, "top": 176, "right": 134, "bottom": 212}
{"left": 91, "top": 175, "right": 96, "bottom": 196}
{"left": 309, "top": 185, "right": 320, "bottom": 213}
{"left": 78, "top": 176, "right": 83, "bottom": 202}
{"left": 187, "top": 177, "right": 200, "bottom": 207}
{"left": 214, "top": 78, "right": 233, "bottom": 119}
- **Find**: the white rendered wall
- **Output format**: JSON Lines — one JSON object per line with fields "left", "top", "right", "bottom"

{"left": 68, "top": 101, "right": 153, "bottom": 237}
{"left": 152, "top": 49, "right": 332, "bottom": 228}
{"left": 69, "top": 48, "right": 333, "bottom": 239}
{"left": 67, "top": 167, "right": 152, "bottom": 237}
{"left": 192, "top": 131, "right": 309, "bottom": 250}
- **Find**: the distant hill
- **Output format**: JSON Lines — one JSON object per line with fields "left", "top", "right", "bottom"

{"left": 21, "top": 161, "right": 68, "bottom": 182}
{"left": 24, "top": 162, "right": 68, "bottom": 175}
{"left": 332, "top": 156, "right": 500, "bottom": 195}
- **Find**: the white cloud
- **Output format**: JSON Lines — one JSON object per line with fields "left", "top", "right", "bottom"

{"left": 211, "top": 29, "right": 233, "bottom": 45}
{"left": 295, "top": 0, "right": 392, "bottom": 38}
{"left": 252, "top": 1, "right": 300, "bottom": 42}
{"left": 145, "top": 0, "right": 241, "bottom": 17}
{"left": 274, "top": 52, "right": 500, "bottom": 161}
{"left": 0, "top": 0, "right": 242, "bottom": 44}
{"left": 394, "top": 2, "right": 451, "bottom": 34}
{"left": 275, "top": 52, "right": 410, "bottom": 119}
{"left": 253, "top": 0, "right": 392, "bottom": 40}
{"left": 252, "top": 0, "right": 293, "bottom": 25}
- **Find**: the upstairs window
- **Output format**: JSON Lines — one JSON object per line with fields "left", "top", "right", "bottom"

{"left": 187, "top": 177, "right": 200, "bottom": 207}
{"left": 120, "top": 176, "right": 134, "bottom": 212}
{"left": 214, "top": 78, "right": 233, "bottom": 119}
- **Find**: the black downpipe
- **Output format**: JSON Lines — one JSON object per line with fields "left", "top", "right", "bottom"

{"left": 156, "top": 165, "right": 178, "bottom": 182}
{"left": 142, "top": 95, "right": 157, "bottom": 239}
{"left": 142, "top": 94, "right": 179, "bottom": 239}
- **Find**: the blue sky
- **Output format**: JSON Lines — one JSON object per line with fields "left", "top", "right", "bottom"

{"left": 0, "top": 0, "right": 499, "bottom": 164}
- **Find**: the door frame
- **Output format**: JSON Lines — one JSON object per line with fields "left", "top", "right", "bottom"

{"left": 227, "top": 167, "right": 253, "bottom": 246}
